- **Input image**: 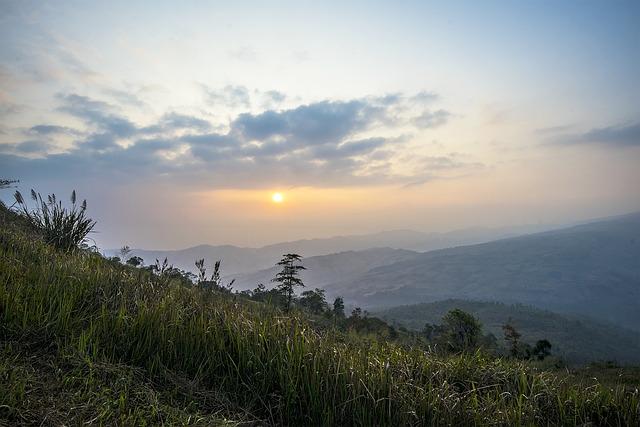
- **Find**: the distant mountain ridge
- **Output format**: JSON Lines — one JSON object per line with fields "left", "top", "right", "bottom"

{"left": 326, "top": 212, "right": 640, "bottom": 331}
{"left": 230, "top": 247, "right": 420, "bottom": 291}
{"left": 106, "top": 223, "right": 555, "bottom": 276}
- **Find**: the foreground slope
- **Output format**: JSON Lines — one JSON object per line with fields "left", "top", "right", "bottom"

{"left": 330, "top": 213, "right": 640, "bottom": 330}
{"left": 1, "top": 206, "right": 639, "bottom": 426}
{"left": 376, "top": 299, "right": 640, "bottom": 365}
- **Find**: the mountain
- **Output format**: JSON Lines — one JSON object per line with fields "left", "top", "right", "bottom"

{"left": 106, "top": 223, "right": 556, "bottom": 276}
{"left": 230, "top": 247, "right": 419, "bottom": 291}
{"left": 325, "top": 212, "right": 640, "bottom": 331}
{"left": 375, "top": 299, "right": 640, "bottom": 365}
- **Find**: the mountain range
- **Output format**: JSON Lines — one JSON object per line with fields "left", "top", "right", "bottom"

{"left": 108, "top": 223, "right": 554, "bottom": 276}
{"left": 327, "top": 212, "right": 640, "bottom": 331}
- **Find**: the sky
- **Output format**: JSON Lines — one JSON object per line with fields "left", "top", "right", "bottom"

{"left": 1, "top": 0, "right": 639, "bottom": 249}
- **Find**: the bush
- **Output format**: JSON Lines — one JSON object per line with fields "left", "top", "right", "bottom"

{"left": 13, "top": 189, "right": 96, "bottom": 252}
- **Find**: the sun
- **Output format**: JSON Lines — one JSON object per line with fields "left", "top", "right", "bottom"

{"left": 271, "top": 192, "right": 284, "bottom": 203}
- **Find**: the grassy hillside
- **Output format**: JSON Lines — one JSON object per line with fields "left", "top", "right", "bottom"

{"left": 327, "top": 213, "right": 640, "bottom": 331}
{"left": 376, "top": 299, "right": 640, "bottom": 365}
{"left": 1, "top": 206, "right": 639, "bottom": 425}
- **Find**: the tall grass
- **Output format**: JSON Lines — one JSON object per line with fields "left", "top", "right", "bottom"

{"left": 12, "top": 189, "right": 95, "bottom": 252}
{"left": 0, "top": 207, "right": 638, "bottom": 425}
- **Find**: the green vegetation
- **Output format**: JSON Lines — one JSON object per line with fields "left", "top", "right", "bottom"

{"left": 271, "top": 253, "right": 306, "bottom": 312}
{"left": 376, "top": 299, "right": 640, "bottom": 365}
{"left": 12, "top": 189, "right": 96, "bottom": 252}
{"left": 1, "top": 203, "right": 639, "bottom": 425}
{"left": 0, "top": 179, "right": 18, "bottom": 190}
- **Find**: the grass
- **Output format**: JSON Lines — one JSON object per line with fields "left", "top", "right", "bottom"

{"left": 12, "top": 189, "right": 96, "bottom": 252}
{"left": 0, "top": 338, "right": 245, "bottom": 426}
{"left": 1, "top": 205, "right": 639, "bottom": 426}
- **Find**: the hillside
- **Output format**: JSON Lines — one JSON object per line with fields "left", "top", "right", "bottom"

{"left": 376, "top": 299, "right": 640, "bottom": 365}
{"left": 326, "top": 213, "right": 640, "bottom": 331}
{"left": 2, "top": 205, "right": 639, "bottom": 425}
{"left": 111, "top": 223, "right": 553, "bottom": 276}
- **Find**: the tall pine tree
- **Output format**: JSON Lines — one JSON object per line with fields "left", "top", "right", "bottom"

{"left": 272, "top": 253, "right": 306, "bottom": 312}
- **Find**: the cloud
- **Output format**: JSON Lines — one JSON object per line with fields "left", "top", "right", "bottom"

{"left": 401, "top": 154, "right": 485, "bottom": 188}
{"left": 141, "top": 112, "right": 212, "bottom": 134}
{"left": 309, "top": 137, "right": 389, "bottom": 160}
{"left": 410, "top": 91, "right": 439, "bottom": 104}
{"left": 2, "top": 90, "right": 468, "bottom": 189}
{"left": 15, "top": 140, "right": 51, "bottom": 153}
{"left": 260, "top": 90, "right": 287, "bottom": 109}
{"left": 0, "top": 102, "right": 23, "bottom": 117}
{"left": 264, "top": 90, "right": 286, "bottom": 103}
{"left": 0, "top": 139, "right": 53, "bottom": 156}
{"left": 412, "top": 109, "right": 451, "bottom": 129}
{"left": 202, "top": 85, "right": 251, "bottom": 108}
{"left": 534, "top": 124, "right": 573, "bottom": 135}
{"left": 232, "top": 99, "right": 384, "bottom": 145}
{"left": 103, "top": 89, "right": 147, "bottom": 108}
{"left": 57, "top": 94, "right": 137, "bottom": 138}
{"left": 552, "top": 122, "right": 640, "bottom": 147}
{"left": 29, "top": 124, "right": 79, "bottom": 135}
{"left": 227, "top": 46, "right": 259, "bottom": 62}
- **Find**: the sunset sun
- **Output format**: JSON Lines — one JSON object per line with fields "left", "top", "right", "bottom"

{"left": 271, "top": 192, "right": 284, "bottom": 203}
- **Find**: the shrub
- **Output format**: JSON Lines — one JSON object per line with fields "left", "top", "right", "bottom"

{"left": 13, "top": 189, "right": 96, "bottom": 252}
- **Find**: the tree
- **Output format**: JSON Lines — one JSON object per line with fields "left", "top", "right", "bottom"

{"left": 0, "top": 179, "right": 18, "bottom": 190}
{"left": 422, "top": 323, "right": 443, "bottom": 342}
{"left": 249, "top": 283, "right": 268, "bottom": 301}
{"left": 502, "top": 320, "right": 522, "bottom": 358}
{"left": 441, "top": 309, "right": 482, "bottom": 353}
{"left": 299, "top": 288, "right": 328, "bottom": 314}
{"left": 532, "top": 339, "right": 552, "bottom": 361}
{"left": 271, "top": 253, "right": 305, "bottom": 312}
{"left": 480, "top": 332, "right": 499, "bottom": 351}
{"left": 119, "top": 246, "right": 132, "bottom": 261}
{"left": 333, "top": 296, "right": 345, "bottom": 318}
{"left": 126, "top": 256, "right": 144, "bottom": 267}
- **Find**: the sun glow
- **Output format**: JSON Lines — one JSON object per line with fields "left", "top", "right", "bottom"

{"left": 271, "top": 192, "right": 284, "bottom": 203}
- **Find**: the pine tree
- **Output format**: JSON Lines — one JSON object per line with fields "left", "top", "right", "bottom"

{"left": 271, "top": 253, "right": 306, "bottom": 312}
